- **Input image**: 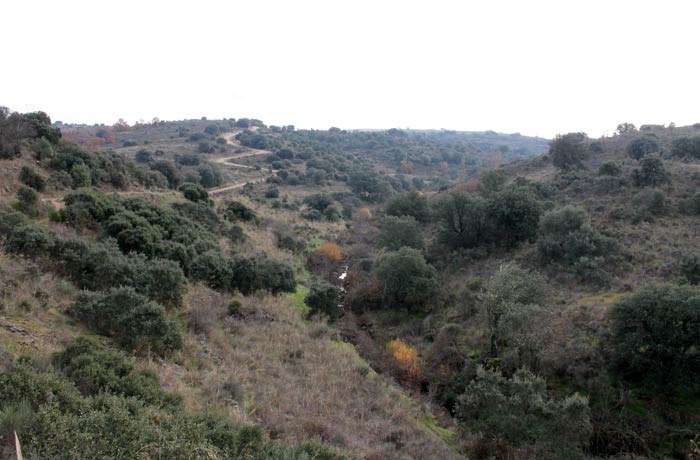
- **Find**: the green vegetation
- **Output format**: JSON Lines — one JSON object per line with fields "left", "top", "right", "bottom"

{"left": 609, "top": 285, "right": 700, "bottom": 389}
{"left": 376, "top": 247, "right": 437, "bottom": 309}
{"left": 0, "top": 340, "right": 347, "bottom": 460}
{"left": 305, "top": 280, "right": 341, "bottom": 319}
{"left": 549, "top": 132, "right": 589, "bottom": 170}
{"left": 433, "top": 186, "right": 541, "bottom": 250}
{"left": 379, "top": 215, "right": 423, "bottom": 250}
{"left": 456, "top": 366, "right": 591, "bottom": 460}
{"left": 5, "top": 107, "right": 700, "bottom": 460}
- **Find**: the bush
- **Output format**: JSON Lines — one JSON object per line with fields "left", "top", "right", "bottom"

{"left": 631, "top": 189, "right": 666, "bottom": 221}
{"left": 179, "top": 182, "right": 209, "bottom": 203}
{"left": 70, "top": 163, "right": 92, "bottom": 188}
{"left": 626, "top": 137, "right": 659, "bottom": 160}
{"left": 632, "top": 157, "right": 669, "bottom": 187}
{"left": 69, "top": 288, "right": 183, "bottom": 354}
{"left": 670, "top": 136, "right": 700, "bottom": 159}
{"left": 0, "top": 208, "right": 29, "bottom": 237}
{"left": 4, "top": 222, "right": 187, "bottom": 307}
{"left": 433, "top": 192, "right": 488, "bottom": 249}
{"left": 679, "top": 192, "right": 700, "bottom": 215}
{"left": 598, "top": 161, "right": 622, "bottom": 176}
{"left": 252, "top": 257, "right": 296, "bottom": 295}
{"left": 51, "top": 337, "right": 180, "bottom": 406}
{"left": 385, "top": 190, "right": 429, "bottom": 223}
{"left": 549, "top": 133, "right": 589, "bottom": 170}
{"left": 609, "top": 285, "right": 700, "bottom": 389}
{"left": 221, "top": 200, "right": 257, "bottom": 222}
{"left": 190, "top": 250, "right": 233, "bottom": 291}
{"left": 150, "top": 160, "right": 181, "bottom": 188}
{"left": 305, "top": 280, "right": 342, "bottom": 319}
{"left": 538, "top": 206, "right": 619, "bottom": 280}
{"left": 680, "top": 254, "right": 700, "bottom": 285}
{"left": 227, "top": 299, "right": 242, "bottom": 316}
{"left": 62, "top": 189, "right": 123, "bottom": 230}
{"left": 434, "top": 188, "right": 541, "bottom": 250}
{"left": 0, "top": 344, "right": 349, "bottom": 460}
{"left": 376, "top": 247, "right": 437, "bottom": 309}
{"left": 379, "top": 215, "right": 423, "bottom": 250}
{"left": 19, "top": 166, "right": 46, "bottom": 191}
{"left": 134, "top": 149, "right": 152, "bottom": 163}
{"left": 456, "top": 366, "right": 591, "bottom": 460}
{"left": 483, "top": 263, "right": 546, "bottom": 357}
{"left": 486, "top": 186, "right": 542, "bottom": 248}
{"left": 15, "top": 186, "right": 40, "bottom": 215}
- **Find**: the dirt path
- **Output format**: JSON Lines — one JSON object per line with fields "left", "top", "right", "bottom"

{"left": 209, "top": 131, "right": 274, "bottom": 195}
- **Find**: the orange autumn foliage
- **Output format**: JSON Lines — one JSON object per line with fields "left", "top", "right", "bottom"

{"left": 317, "top": 242, "right": 342, "bottom": 262}
{"left": 358, "top": 207, "right": 373, "bottom": 221}
{"left": 388, "top": 339, "right": 420, "bottom": 381}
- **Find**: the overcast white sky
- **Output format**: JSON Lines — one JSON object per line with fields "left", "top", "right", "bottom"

{"left": 2, "top": 0, "right": 699, "bottom": 138}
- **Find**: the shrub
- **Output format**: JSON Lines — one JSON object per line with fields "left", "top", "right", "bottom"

{"left": 379, "top": 215, "right": 423, "bottom": 250}
{"left": 227, "top": 299, "right": 242, "bottom": 316}
{"left": 150, "top": 160, "right": 181, "bottom": 188}
{"left": 221, "top": 200, "right": 256, "bottom": 222}
{"left": 19, "top": 166, "right": 46, "bottom": 191}
{"left": 15, "top": 186, "right": 40, "bottom": 215}
{"left": 317, "top": 242, "right": 342, "bottom": 262}
{"left": 0, "top": 208, "right": 29, "bottom": 237}
{"left": 455, "top": 366, "right": 591, "bottom": 459}
{"left": 679, "top": 192, "right": 700, "bottom": 215}
{"left": 70, "top": 163, "right": 92, "bottom": 188}
{"left": 62, "top": 189, "right": 123, "bottom": 229}
{"left": 632, "top": 157, "right": 669, "bottom": 187}
{"left": 190, "top": 250, "right": 233, "bottom": 291}
{"left": 609, "top": 285, "right": 700, "bottom": 389}
{"left": 376, "top": 247, "right": 437, "bottom": 309}
{"left": 549, "top": 132, "right": 589, "bottom": 170}
{"left": 48, "top": 170, "right": 73, "bottom": 189}
{"left": 670, "top": 136, "right": 700, "bottom": 159}
{"left": 305, "top": 280, "right": 341, "bottom": 319}
{"left": 598, "top": 161, "right": 622, "bottom": 176}
{"left": 195, "top": 162, "right": 222, "bottom": 188}
{"left": 385, "top": 190, "right": 429, "bottom": 223}
{"left": 484, "top": 263, "right": 545, "bottom": 357}
{"left": 104, "top": 211, "right": 162, "bottom": 255}
{"left": 680, "top": 254, "right": 700, "bottom": 285}
{"left": 132, "top": 257, "right": 187, "bottom": 309}
{"left": 252, "top": 257, "right": 296, "bottom": 295}
{"left": 626, "top": 137, "right": 659, "bottom": 160}
{"left": 179, "top": 182, "right": 209, "bottom": 203}
{"left": 537, "top": 207, "right": 619, "bottom": 284}
{"left": 433, "top": 192, "right": 488, "bottom": 249}
{"left": 51, "top": 338, "right": 180, "bottom": 406}
{"left": 134, "top": 149, "right": 152, "bottom": 163}
{"left": 631, "top": 189, "right": 666, "bottom": 220}
{"left": 434, "top": 188, "right": 541, "bottom": 250}
{"left": 0, "top": 345, "right": 349, "bottom": 460}
{"left": 69, "top": 288, "right": 183, "bottom": 354}
{"left": 388, "top": 339, "right": 420, "bottom": 384}
{"left": 485, "top": 186, "right": 541, "bottom": 248}
{"left": 227, "top": 224, "right": 246, "bottom": 244}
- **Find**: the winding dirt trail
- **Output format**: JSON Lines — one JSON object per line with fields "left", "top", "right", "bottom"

{"left": 209, "top": 131, "right": 273, "bottom": 195}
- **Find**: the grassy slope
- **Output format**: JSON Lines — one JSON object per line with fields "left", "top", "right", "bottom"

{"left": 0, "top": 123, "right": 466, "bottom": 460}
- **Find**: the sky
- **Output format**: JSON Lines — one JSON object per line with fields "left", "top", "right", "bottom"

{"left": 2, "top": 0, "right": 699, "bottom": 138}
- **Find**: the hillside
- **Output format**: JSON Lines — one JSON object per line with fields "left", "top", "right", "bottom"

{"left": 2, "top": 107, "right": 700, "bottom": 460}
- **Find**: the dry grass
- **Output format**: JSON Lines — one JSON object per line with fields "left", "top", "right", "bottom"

{"left": 147, "top": 284, "right": 462, "bottom": 459}
{"left": 0, "top": 250, "right": 80, "bottom": 361}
